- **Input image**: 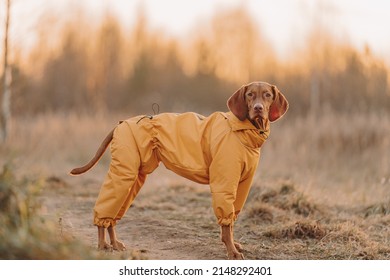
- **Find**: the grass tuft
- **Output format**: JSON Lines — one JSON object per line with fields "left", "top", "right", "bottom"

{"left": 264, "top": 220, "right": 326, "bottom": 240}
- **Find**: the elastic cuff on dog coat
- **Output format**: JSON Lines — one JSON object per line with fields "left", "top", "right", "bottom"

{"left": 217, "top": 213, "right": 237, "bottom": 226}
{"left": 94, "top": 217, "right": 117, "bottom": 228}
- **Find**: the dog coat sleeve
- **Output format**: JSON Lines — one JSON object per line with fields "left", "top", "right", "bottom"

{"left": 208, "top": 112, "right": 263, "bottom": 226}
{"left": 209, "top": 161, "right": 258, "bottom": 226}
{"left": 209, "top": 126, "right": 254, "bottom": 226}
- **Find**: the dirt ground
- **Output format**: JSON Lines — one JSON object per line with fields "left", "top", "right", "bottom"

{"left": 40, "top": 166, "right": 390, "bottom": 260}
{"left": 41, "top": 168, "right": 232, "bottom": 260}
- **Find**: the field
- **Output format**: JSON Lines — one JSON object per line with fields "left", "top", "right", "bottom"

{"left": 1, "top": 111, "right": 390, "bottom": 260}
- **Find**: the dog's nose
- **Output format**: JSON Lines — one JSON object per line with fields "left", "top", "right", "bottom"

{"left": 254, "top": 103, "right": 264, "bottom": 112}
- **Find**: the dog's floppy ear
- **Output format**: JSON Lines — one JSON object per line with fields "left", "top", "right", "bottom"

{"left": 227, "top": 84, "right": 248, "bottom": 121}
{"left": 269, "top": 85, "right": 289, "bottom": 122}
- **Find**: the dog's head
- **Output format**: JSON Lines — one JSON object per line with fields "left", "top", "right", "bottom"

{"left": 227, "top": 81, "right": 289, "bottom": 126}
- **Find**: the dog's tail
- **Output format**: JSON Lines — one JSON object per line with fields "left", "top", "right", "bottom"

{"left": 69, "top": 128, "right": 115, "bottom": 176}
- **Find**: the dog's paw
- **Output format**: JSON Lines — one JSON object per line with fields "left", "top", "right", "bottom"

{"left": 234, "top": 242, "right": 244, "bottom": 252}
{"left": 112, "top": 240, "right": 126, "bottom": 251}
{"left": 98, "top": 241, "right": 113, "bottom": 251}
{"left": 228, "top": 251, "right": 245, "bottom": 260}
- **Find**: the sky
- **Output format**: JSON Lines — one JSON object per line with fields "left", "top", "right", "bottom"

{"left": 3, "top": 0, "right": 390, "bottom": 63}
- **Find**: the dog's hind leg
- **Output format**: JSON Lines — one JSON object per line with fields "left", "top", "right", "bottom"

{"left": 108, "top": 226, "right": 126, "bottom": 251}
{"left": 104, "top": 173, "right": 147, "bottom": 251}
{"left": 97, "top": 226, "right": 111, "bottom": 250}
{"left": 93, "top": 123, "right": 145, "bottom": 250}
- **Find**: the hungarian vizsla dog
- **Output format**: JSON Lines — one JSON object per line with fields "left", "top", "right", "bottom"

{"left": 70, "top": 81, "right": 288, "bottom": 259}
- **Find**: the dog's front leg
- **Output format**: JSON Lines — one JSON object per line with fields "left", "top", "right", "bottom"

{"left": 107, "top": 226, "right": 126, "bottom": 251}
{"left": 220, "top": 225, "right": 244, "bottom": 260}
{"left": 97, "top": 226, "right": 111, "bottom": 250}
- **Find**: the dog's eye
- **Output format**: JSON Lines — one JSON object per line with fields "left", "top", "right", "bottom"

{"left": 264, "top": 92, "right": 272, "bottom": 98}
{"left": 247, "top": 92, "right": 254, "bottom": 97}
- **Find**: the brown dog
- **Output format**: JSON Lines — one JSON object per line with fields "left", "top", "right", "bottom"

{"left": 70, "top": 81, "right": 288, "bottom": 259}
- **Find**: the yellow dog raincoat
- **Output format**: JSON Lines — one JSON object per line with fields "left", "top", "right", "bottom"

{"left": 94, "top": 111, "right": 269, "bottom": 227}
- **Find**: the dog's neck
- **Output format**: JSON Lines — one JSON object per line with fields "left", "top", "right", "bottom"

{"left": 251, "top": 118, "right": 269, "bottom": 132}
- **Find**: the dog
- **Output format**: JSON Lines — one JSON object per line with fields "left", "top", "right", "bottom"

{"left": 70, "top": 81, "right": 288, "bottom": 259}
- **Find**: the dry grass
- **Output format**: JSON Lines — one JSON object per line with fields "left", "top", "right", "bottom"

{"left": 264, "top": 220, "right": 327, "bottom": 239}
{"left": 0, "top": 165, "right": 95, "bottom": 259}
{"left": 242, "top": 182, "right": 390, "bottom": 259}
{"left": 1, "top": 110, "right": 390, "bottom": 259}
{"left": 0, "top": 164, "right": 145, "bottom": 260}
{"left": 259, "top": 111, "right": 390, "bottom": 206}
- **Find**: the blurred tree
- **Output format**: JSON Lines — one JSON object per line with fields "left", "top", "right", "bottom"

{"left": 90, "top": 14, "right": 124, "bottom": 112}
{"left": 123, "top": 7, "right": 155, "bottom": 112}
{"left": 192, "top": 38, "right": 216, "bottom": 76}
{"left": 1, "top": 0, "right": 11, "bottom": 142}
{"left": 362, "top": 46, "right": 389, "bottom": 111}
{"left": 4, "top": 3, "right": 389, "bottom": 117}
{"left": 40, "top": 24, "right": 89, "bottom": 112}
{"left": 208, "top": 6, "right": 274, "bottom": 83}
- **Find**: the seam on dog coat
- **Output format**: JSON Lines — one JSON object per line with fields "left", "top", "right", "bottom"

{"left": 93, "top": 111, "right": 269, "bottom": 227}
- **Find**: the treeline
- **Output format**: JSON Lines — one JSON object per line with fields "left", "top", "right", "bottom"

{"left": 5, "top": 6, "right": 390, "bottom": 117}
